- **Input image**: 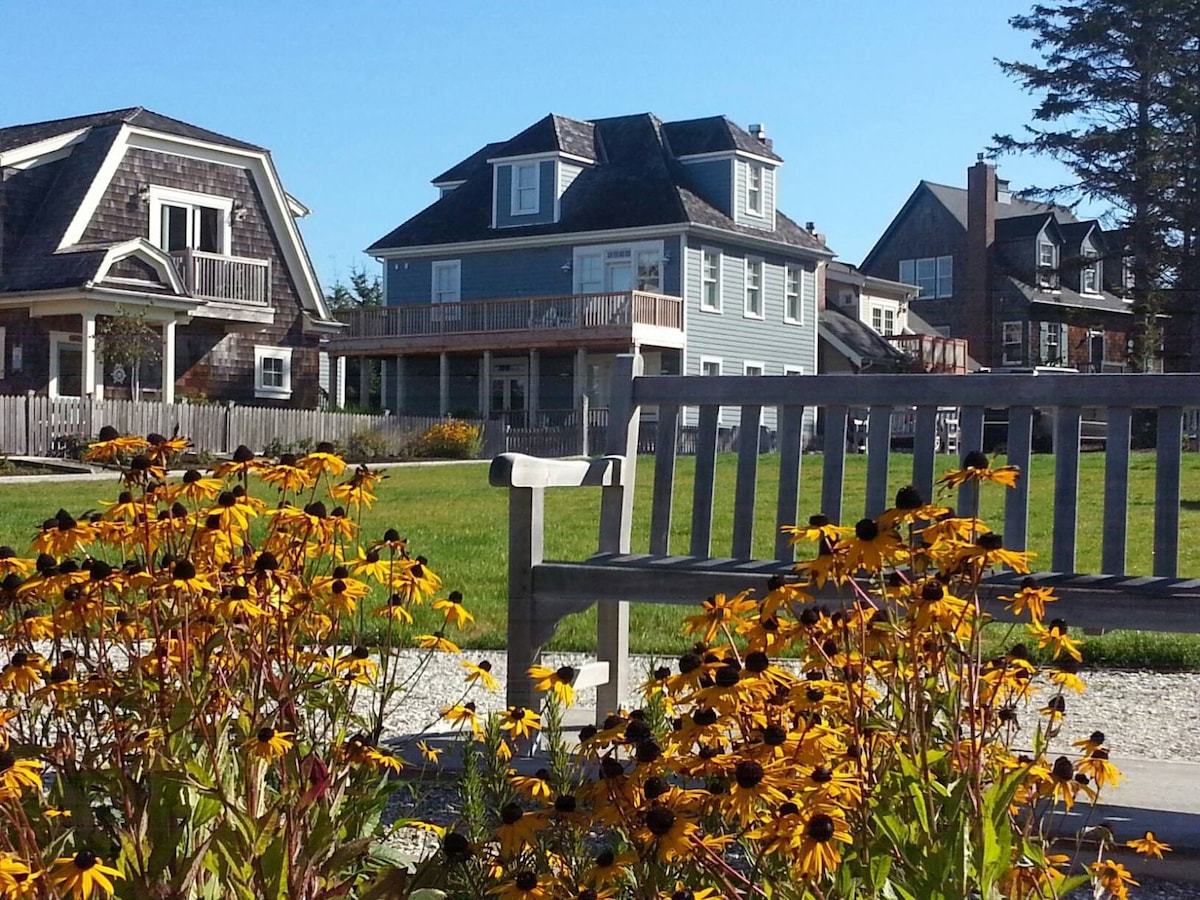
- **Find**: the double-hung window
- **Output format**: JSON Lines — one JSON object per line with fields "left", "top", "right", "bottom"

{"left": 701, "top": 248, "right": 721, "bottom": 312}
{"left": 744, "top": 258, "right": 764, "bottom": 318}
{"left": 512, "top": 163, "right": 539, "bottom": 215}
{"left": 747, "top": 164, "right": 763, "bottom": 214}
{"left": 149, "top": 186, "right": 232, "bottom": 255}
{"left": 431, "top": 260, "right": 461, "bottom": 322}
{"left": 254, "top": 346, "right": 292, "bottom": 400}
{"left": 784, "top": 265, "right": 802, "bottom": 323}
{"left": 1002, "top": 321, "right": 1023, "bottom": 366}
{"left": 899, "top": 256, "right": 953, "bottom": 298}
{"left": 1082, "top": 251, "right": 1100, "bottom": 293}
{"left": 1038, "top": 242, "right": 1059, "bottom": 287}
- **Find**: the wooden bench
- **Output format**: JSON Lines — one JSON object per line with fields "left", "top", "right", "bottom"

{"left": 490, "top": 355, "right": 1200, "bottom": 720}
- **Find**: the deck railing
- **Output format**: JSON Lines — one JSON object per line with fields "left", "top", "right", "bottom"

{"left": 334, "top": 291, "right": 683, "bottom": 340}
{"left": 886, "top": 333, "right": 970, "bottom": 373}
{"left": 172, "top": 250, "right": 271, "bottom": 306}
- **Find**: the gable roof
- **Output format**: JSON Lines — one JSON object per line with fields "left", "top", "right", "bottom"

{"left": 0, "top": 106, "right": 263, "bottom": 153}
{"left": 818, "top": 307, "right": 907, "bottom": 370}
{"left": 489, "top": 114, "right": 598, "bottom": 161}
{"left": 995, "top": 212, "right": 1061, "bottom": 242}
{"left": 662, "top": 116, "right": 783, "bottom": 162}
{"left": 921, "top": 181, "right": 1077, "bottom": 228}
{"left": 370, "top": 112, "right": 822, "bottom": 256}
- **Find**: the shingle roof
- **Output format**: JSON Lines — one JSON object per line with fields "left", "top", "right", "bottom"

{"left": 370, "top": 112, "right": 823, "bottom": 255}
{"left": 997, "top": 276, "right": 1133, "bottom": 315}
{"left": 818, "top": 307, "right": 907, "bottom": 369}
{"left": 662, "top": 116, "right": 783, "bottom": 162}
{"left": 432, "top": 142, "right": 505, "bottom": 184}
{"left": 487, "top": 114, "right": 598, "bottom": 161}
{"left": 995, "top": 213, "right": 1060, "bottom": 242}
{"left": 0, "top": 106, "right": 263, "bottom": 153}
{"left": 922, "top": 181, "right": 1077, "bottom": 229}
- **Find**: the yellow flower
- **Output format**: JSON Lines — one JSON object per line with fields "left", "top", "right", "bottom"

{"left": 499, "top": 706, "right": 541, "bottom": 741}
{"left": 637, "top": 804, "right": 698, "bottom": 862}
{"left": 1001, "top": 577, "right": 1056, "bottom": 620}
{"left": 938, "top": 451, "right": 1020, "bottom": 489}
{"left": 1089, "top": 859, "right": 1138, "bottom": 899}
{"left": 683, "top": 591, "right": 757, "bottom": 643}
{"left": 82, "top": 427, "right": 149, "bottom": 463}
{"left": 0, "top": 750, "right": 42, "bottom": 796}
{"left": 528, "top": 663, "right": 577, "bottom": 707}
{"left": 793, "top": 808, "right": 852, "bottom": 880}
{"left": 0, "top": 852, "right": 38, "bottom": 897}
{"left": 433, "top": 590, "right": 475, "bottom": 629}
{"left": 462, "top": 659, "right": 498, "bottom": 691}
{"left": 300, "top": 443, "right": 347, "bottom": 477}
{"left": 245, "top": 727, "right": 294, "bottom": 762}
{"left": 488, "top": 870, "right": 550, "bottom": 900}
{"left": 441, "top": 702, "right": 482, "bottom": 736}
{"left": 1126, "top": 830, "right": 1171, "bottom": 859}
{"left": 416, "top": 633, "right": 462, "bottom": 654}
{"left": 416, "top": 740, "right": 443, "bottom": 764}
{"left": 47, "top": 852, "right": 122, "bottom": 899}
{"left": 495, "top": 803, "right": 545, "bottom": 856}
{"left": 1028, "top": 618, "right": 1083, "bottom": 662}
{"left": 261, "top": 454, "right": 316, "bottom": 493}
{"left": 840, "top": 518, "right": 906, "bottom": 573}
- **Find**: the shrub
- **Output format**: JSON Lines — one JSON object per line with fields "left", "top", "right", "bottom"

{"left": 428, "top": 455, "right": 1165, "bottom": 899}
{"left": 407, "top": 420, "right": 482, "bottom": 460}
{"left": 0, "top": 431, "right": 470, "bottom": 898}
{"left": 345, "top": 426, "right": 393, "bottom": 460}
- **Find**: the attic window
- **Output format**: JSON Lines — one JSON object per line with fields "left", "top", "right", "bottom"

{"left": 512, "top": 163, "right": 539, "bottom": 215}
{"left": 148, "top": 186, "right": 232, "bottom": 256}
{"left": 1082, "top": 250, "right": 1100, "bottom": 294}
{"left": 747, "top": 164, "right": 763, "bottom": 214}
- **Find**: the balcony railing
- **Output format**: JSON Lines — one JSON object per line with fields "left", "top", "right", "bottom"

{"left": 334, "top": 291, "right": 683, "bottom": 340}
{"left": 887, "top": 333, "right": 970, "bottom": 374}
{"left": 172, "top": 249, "right": 271, "bottom": 306}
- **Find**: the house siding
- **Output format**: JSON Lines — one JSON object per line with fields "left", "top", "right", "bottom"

{"left": 680, "top": 159, "right": 733, "bottom": 216}
{"left": 79, "top": 146, "right": 320, "bottom": 406}
{"left": 494, "top": 160, "right": 556, "bottom": 228}
{"left": 559, "top": 162, "right": 584, "bottom": 195}
{"left": 682, "top": 236, "right": 817, "bottom": 436}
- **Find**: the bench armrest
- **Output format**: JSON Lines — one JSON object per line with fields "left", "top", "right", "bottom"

{"left": 489, "top": 452, "right": 625, "bottom": 489}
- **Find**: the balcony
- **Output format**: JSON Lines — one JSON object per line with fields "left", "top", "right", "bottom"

{"left": 330, "top": 291, "right": 684, "bottom": 355}
{"left": 887, "top": 333, "right": 970, "bottom": 374}
{"left": 172, "top": 249, "right": 271, "bottom": 306}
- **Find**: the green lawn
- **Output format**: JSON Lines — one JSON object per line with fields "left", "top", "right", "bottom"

{"left": 4, "top": 451, "right": 1200, "bottom": 668}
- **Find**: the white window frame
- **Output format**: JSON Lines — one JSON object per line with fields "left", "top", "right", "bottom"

{"left": 784, "top": 264, "right": 802, "bottom": 324}
{"left": 147, "top": 185, "right": 233, "bottom": 255}
{"left": 882, "top": 307, "right": 895, "bottom": 335}
{"left": 783, "top": 364, "right": 804, "bottom": 376}
{"left": 1038, "top": 241, "right": 1059, "bottom": 288}
{"left": 871, "top": 305, "right": 884, "bottom": 333}
{"left": 700, "top": 247, "right": 722, "bottom": 312}
{"left": 1002, "top": 321, "right": 1023, "bottom": 366}
{"left": 573, "top": 240, "right": 664, "bottom": 294}
{"left": 899, "top": 257, "right": 953, "bottom": 298}
{"left": 254, "top": 345, "right": 293, "bottom": 400}
{"left": 743, "top": 257, "right": 764, "bottom": 319}
{"left": 747, "top": 163, "right": 763, "bottom": 215}
{"left": 511, "top": 162, "right": 540, "bottom": 216}
{"left": 431, "top": 259, "right": 462, "bottom": 322}
{"left": 1082, "top": 250, "right": 1101, "bottom": 294}
{"left": 743, "top": 361, "right": 765, "bottom": 377}
{"left": 699, "top": 356, "right": 723, "bottom": 378}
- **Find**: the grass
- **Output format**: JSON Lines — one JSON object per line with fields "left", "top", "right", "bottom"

{"left": 4, "top": 451, "right": 1200, "bottom": 669}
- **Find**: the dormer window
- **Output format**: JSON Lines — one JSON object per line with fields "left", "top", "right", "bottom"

{"left": 512, "top": 163, "right": 539, "bottom": 215}
{"left": 747, "top": 164, "right": 763, "bottom": 214}
{"left": 1082, "top": 250, "right": 1101, "bottom": 294}
{"left": 1038, "top": 241, "right": 1059, "bottom": 288}
{"left": 148, "top": 186, "right": 232, "bottom": 256}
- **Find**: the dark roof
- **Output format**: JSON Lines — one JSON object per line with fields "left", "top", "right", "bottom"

{"left": 995, "top": 213, "right": 1060, "bottom": 242}
{"left": 488, "top": 114, "right": 598, "bottom": 161}
{"left": 432, "top": 142, "right": 505, "bottom": 184}
{"left": 0, "top": 106, "right": 263, "bottom": 153}
{"left": 1058, "top": 220, "right": 1103, "bottom": 251}
{"left": 997, "top": 276, "right": 1133, "bottom": 315}
{"left": 922, "top": 181, "right": 1077, "bottom": 229}
{"left": 662, "top": 116, "right": 783, "bottom": 162}
{"left": 371, "top": 113, "right": 823, "bottom": 255}
{"left": 818, "top": 307, "right": 907, "bottom": 368}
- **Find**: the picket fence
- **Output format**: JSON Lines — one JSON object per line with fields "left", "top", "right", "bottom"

{"left": 0, "top": 395, "right": 491, "bottom": 459}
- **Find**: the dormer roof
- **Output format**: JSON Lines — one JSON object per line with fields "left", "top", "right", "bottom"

{"left": 662, "top": 115, "right": 782, "bottom": 162}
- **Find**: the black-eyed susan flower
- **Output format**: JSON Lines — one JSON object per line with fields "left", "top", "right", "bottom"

{"left": 509, "top": 769, "right": 554, "bottom": 802}
{"left": 0, "top": 546, "right": 33, "bottom": 577}
{"left": 1001, "top": 576, "right": 1056, "bottom": 621}
{"left": 0, "top": 652, "right": 49, "bottom": 694}
{"left": 783, "top": 513, "right": 850, "bottom": 547}
{"left": 657, "top": 885, "right": 720, "bottom": 900}
{"left": 683, "top": 591, "right": 757, "bottom": 644}
{"left": 168, "top": 469, "right": 223, "bottom": 504}
{"left": 1076, "top": 748, "right": 1122, "bottom": 789}
{"left": 528, "top": 664, "right": 576, "bottom": 707}
{"left": 1071, "top": 730, "right": 1107, "bottom": 754}
{"left": 462, "top": 659, "right": 498, "bottom": 691}
{"left": 47, "top": 851, "right": 122, "bottom": 899}
{"left": 488, "top": 870, "right": 550, "bottom": 900}
{"left": 841, "top": 518, "right": 906, "bottom": 573}
{"left": 877, "top": 485, "right": 949, "bottom": 529}
{"left": 145, "top": 431, "right": 190, "bottom": 463}
{"left": 1127, "top": 830, "right": 1171, "bottom": 859}
{"left": 261, "top": 453, "right": 316, "bottom": 493}
{"left": 0, "top": 749, "right": 42, "bottom": 796}
{"left": 211, "top": 444, "right": 265, "bottom": 480}
{"left": 954, "top": 532, "right": 1032, "bottom": 574}
{"left": 416, "top": 632, "right": 461, "bottom": 654}
{"left": 582, "top": 847, "right": 636, "bottom": 888}
{"left": 496, "top": 803, "right": 544, "bottom": 856}
{"left": 82, "top": 426, "right": 149, "bottom": 463}
{"left": 0, "top": 851, "right": 38, "bottom": 896}
{"left": 375, "top": 592, "right": 414, "bottom": 624}
{"left": 723, "top": 758, "right": 787, "bottom": 824}
{"left": 499, "top": 706, "right": 541, "bottom": 742}
{"left": 245, "top": 727, "right": 293, "bottom": 762}
{"left": 938, "top": 451, "right": 1020, "bottom": 489}
{"left": 300, "top": 442, "right": 347, "bottom": 477}
{"left": 636, "top": 804, "right": 697, "bottom": 862}
{"left": 416, "top": 740, "right": 443, "bottom": 764}
{"left": 793, "top": 807, "right": 852, "bottom": 880}
{"left": 330, "top": 464, "right": 382, "bottom": 510}
{"left": 1028, "top": 618, "right": 1083, "bottom": 662}
{"left": 441, "top": 702, "right": 482, "bottom": 736}
{"left": 1088, "top": 859, "right": 1138, "bottom": 899}
{"left": 433, "top": 590, "right": 474, "bottom": 630}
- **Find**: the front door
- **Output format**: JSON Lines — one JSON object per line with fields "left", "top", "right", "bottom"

{"left": 52, "top": 336, "right": 84, "bottom": 398}
{"left": 491, "top": 375, "right": 527, "bottom": 426}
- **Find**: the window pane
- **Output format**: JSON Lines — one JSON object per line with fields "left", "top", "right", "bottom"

{"left": 162, "top": 205, "right": 188, "bottom": 252}
{"left": 197, "top": 207, "right": 221, "bottom": 253}
{"left": 915, "top": 258, "right": 936, "bottom": 297}
{"left": 936, "top": 256, "right": 953, "bottom": 297}
{"left": 899, "top": 259, "right": 915, "bottom": 285}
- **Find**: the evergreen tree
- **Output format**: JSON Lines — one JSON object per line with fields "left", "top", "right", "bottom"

{"left": 325, "top": 265, "right": 382, "bottom": 309}
{"left": 994, "top": 0, "right": 1200, "bottom": 370}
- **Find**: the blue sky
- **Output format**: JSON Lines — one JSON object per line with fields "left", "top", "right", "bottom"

{"left": 2, "top": 0, "right": 1099, "bottom": 290}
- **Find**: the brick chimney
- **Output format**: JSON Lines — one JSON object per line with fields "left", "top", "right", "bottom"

{"left": 965, "top": 156, "right": 996, "bottom": 366}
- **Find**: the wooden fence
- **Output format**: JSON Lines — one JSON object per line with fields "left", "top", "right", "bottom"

{"left": 0, "top": 395, "right": 489, "bottom": 459}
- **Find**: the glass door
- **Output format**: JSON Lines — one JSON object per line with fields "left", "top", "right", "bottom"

{"left": 490, "top": 375, "right": 527, "bottom": 427}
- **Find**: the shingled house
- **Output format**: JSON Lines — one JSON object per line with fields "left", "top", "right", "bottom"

{"left": 860, "top": 158, "right": 1140, "bottom": 371}
{"left": 332, "top": 113, "right": 831, "bottom": 435}
{"left": 0, "top": 108, "right": 339, "bottom": 404}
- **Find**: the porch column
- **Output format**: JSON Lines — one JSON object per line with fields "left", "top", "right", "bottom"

{"left": 334, "top": 356, "right": 347, "bottom": 409}
{"left": 439, "top": 352, "right": 450, "bottom": 417}
{"left": 161, "top": 320, "right": 176, "bottom": 404}
{"left": 480, "top": 350, "right": 492, "bottom": 417}
{"left": 529, "top": 349, "right": 540, "bottom": 425}
{"left": 358, "top": 357, "right": 371, "bottom": 409}
{"left": 394, "top": 355, "right": 406, "bottom": 415}
{"left": 574, "top": 347, "right": 587, "bottom": 406}
{"left": 379, "top": 359, "right": 390, "bottom": 412}
{"left": 82, "top": 313, "right": 100, "bottom": 399}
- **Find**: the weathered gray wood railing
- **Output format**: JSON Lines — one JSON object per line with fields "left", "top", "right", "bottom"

{"left": 491, "top": 355, "right": 1200, "bottom": 719}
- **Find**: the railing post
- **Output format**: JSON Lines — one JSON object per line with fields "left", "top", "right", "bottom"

{"left": 578, "top": 393, "right": 590, "bottom": 457}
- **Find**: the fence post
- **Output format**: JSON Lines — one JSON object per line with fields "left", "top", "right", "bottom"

{"left": 578, "top": 393, "right": 589, "bottom": 457}
{"left": 223, "top": 401, "right": 235, "bottom": 454}
{"left": 24, "top": 391, "right": 34, "bottom": 456}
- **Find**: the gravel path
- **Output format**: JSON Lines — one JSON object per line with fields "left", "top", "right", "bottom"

{"left": 376, "top": 649, "right": 1200, "bottom": 897}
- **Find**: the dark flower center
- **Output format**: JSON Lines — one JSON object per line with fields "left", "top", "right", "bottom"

{"left": 352, "top": 646, "right": 370, "bottom": 660}
{"left": 556, "top": 665, "right": 576, "bottom": 682}
{"left": 895, "top": 485, "right": 923, "bottom": 509}
{"left": 98, "top": 426, "right": 120, "bottom": 442}
{"left": 255, "top": 552, "right": 279, "bottom": 572}
{"left": 554, "top": 794, "right": 577, "bottom": 813}
{"left": 257, "top": 727, "right": 275, "bottom": 743}
{"left": 715, "top": 664, "right": 741, "bottom": 688}
{"left": 594, "top": 849, "right": 615, "bottom": 867}
{"left": 1052, "top": 756, "right": 1075, "bottom": 781}
{"left": 73, "top": 850, "right": 99, "bottom": 870}
{"left": 735, "top": 759, "right": 765, "bottom": 788}
{"left": 635, "top": 740, "right": 662, "bottom": 763}
{"left": 811, "top": 765, "right": 833, "bottom": 784}
{"left": 745, "top": 651, "right": 770, "bottom": 673}
{"left": 644, "top": 776, "right": 669, "bottom": 799}
{"left": 964, "top": 450, "right": 989, "bottom": 470}
{"left": 807, "top": 687, "right": 825, "bottom": 703}
{"left": 173, "top": 560, "right": 196, "bottom": 581}
{"left": 678, "top": 652, "right": 701, "bottom": 674}
{"left": 383, "top": 528, "right": 401, "bottom": 542}
{"left": 921, "top": 581, "right": 944, "bottom": 601}
{"left": 780, "top": 801, "right": 800, "bottom": 816}
{"left": 600, "top": 757, "right": 625, "bottom": 779}
{"left": 50, "top": 665, "right": 70, "bottom": 683}
{"left": 673, "top": 891, "right": 695, "bottom": 900}
{"left": 854, "top": 518, "right": 879, "bottom": 541}
{"left": 693, "top": 708, "right": 718, "bottom": 727}
{"left": 443, "top": 832, "right": 470, "bottom": 857}
{"left": 233, "top": 445, "right": 254, "bottom": 462}
{"left": 1047, "top": 695, "right": 1066, "bottom": 714}
{"left": 977, "top": 533, "right": 1004, "bottom": 550}
{"left": 809, "top": 514, "right": 829, "bottom": 527}
{"left": 515, "top": 872, "right": 538, "bottom": 891}
{"left": 625, "top": 719, "right": 652, "bottom": 743}
{"left": 644, "top": 806, "right": 676, "bottom": 836}
{"left": 807, "top": 813, "right": 836, "bottom": 842}
{"left": 763, "top": 724, "right": 787, "bottom": 746}
{"left": 0, "top": 750, "right": 13, "bottom": 772}
{"left": 654, "top": 665, "right": 671, "bottom": 680}
{"left": 510, "top": 707, "right": 527, "bottom": 720}
{"left": 478, "top": 660, "right": 492, "bottom": 672}
{"left": 1090, "top": 730, "right": 1106, "bottom": 745}
{"left": 500, "top": 802, "right": 524, "bottom": 825}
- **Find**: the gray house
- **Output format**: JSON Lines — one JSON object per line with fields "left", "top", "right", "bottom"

{"left": 330, "top": 113, "right": 831, "bottom": 433}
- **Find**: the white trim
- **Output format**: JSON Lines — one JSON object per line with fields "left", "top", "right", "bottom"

{"left": 147, "top": 185, "right": 234, "bottom": 254}
{"left": 94, "top": 238, "right": 187, "bottom": 294}
{"left": 431, "top": 259, "right": 462, "bottom": 303}
{"left": 783, "top": 364, "right": 804, "bottom": 376}
{"left": 743, "top": 360, "right": 765, "bottom": 376}
{"left": 254, "top": 345, "right": 293, "bottom": 400}
{"left": 57, "top": 125, "right": 333, "bottom": 324}
{"left": 0, "top": 128, "right": 89, "bottom": 170}
{"left": 784, "top": 263, "right": 802, "bottom": 325}
{"left": 676, "top": 148, "right": 781, "bottom": 167}
{"left": 0, "top": 326, "right": 5, "bottom": 380}
{"left": 486, "top": 150, "right": 594, "bottom": 166}
{"left": 698, "top": 355, "right": 722, "bottom": 376}
{"left": 284, "top": 192, "right": 311, "bottom": 218}
{"left": 48, "top": 329, "right": 86, "bottom": 399}
{"left": 553, "top": 159, "right": 562, "bottom": 224}
{"left": 746, "top": 162, "right": 763, "bottom": 215}
{"left": 571, "top": 240, "right": 664, "bottom": 293}
{"left": 432, "top": 179, "right": 467, "bottom": 190}
{"left": 699, "top": 246, "right": 722, "bottom": 313}
{"left": 510, "top": 161, "right": 540, "bottom": 216}
{"left": 743, "top": 256, "right": 764, "bottom": 319}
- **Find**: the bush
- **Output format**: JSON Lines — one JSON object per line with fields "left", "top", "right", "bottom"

{"left": 345, "top": 426, "right": 393, "bottom": 460}
{"left": 0, "top": 431, "right": 468, "bottom": 898}
{"left": 407, "top": 420, "right": 482, "bottom": 460}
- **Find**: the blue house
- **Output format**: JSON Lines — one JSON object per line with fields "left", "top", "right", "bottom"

{"left": 331, "top": 113, "right": 831, "bottom": 434}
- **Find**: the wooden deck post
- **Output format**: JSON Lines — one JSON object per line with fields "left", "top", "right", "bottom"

{"left": 596, "top": 353, "right": 641, "bottom": 720}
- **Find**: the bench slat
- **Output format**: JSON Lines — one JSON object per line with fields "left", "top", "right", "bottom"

{"left": 649, "top": 404, "right": 680, "bottom": 555}
{"left": 1102, "top": 406, "right": 1132, "bottom": 574}
{"left": 1005, "top": 406, "right": 1034, "bottom": 554}
{"left": 732, "top": 405, "right": 762, "bottom": 558}
{"left": 690, "top": 405, "right": 720, "bottom": 557}
{"left": 957, "top": 405, "right": 985, "bottom": 515}
{"left": 822, "top": 405, "right": 847, "bottom": 524}
{"left": 1052, "top": 407, "right": 1082, "bottom": 573}
{"left": 911, "top": 405, "right": 938, "bottom": 504}
{"left": 866, "top": 405, "right": 893, "bottom": 517}
{"left": 1155, "top": 406, "right": 1183, "bottom": 578}
{"left": 775, "top": 404, "right": 804, "bottom": 562}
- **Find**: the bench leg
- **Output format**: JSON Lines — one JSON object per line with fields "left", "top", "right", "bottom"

{"left": 507, "top": 596, "right": 540, "bottom": 711}
{"left": 595, "top": 599, "right": 629, "bottom": 723}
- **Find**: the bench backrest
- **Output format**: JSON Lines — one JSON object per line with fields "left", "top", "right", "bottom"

{"left": 604, "top": 354, "right": 1200, "bottom": 578}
